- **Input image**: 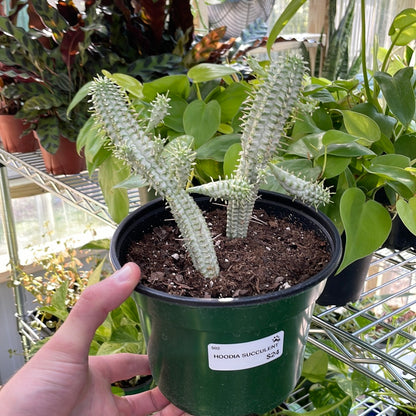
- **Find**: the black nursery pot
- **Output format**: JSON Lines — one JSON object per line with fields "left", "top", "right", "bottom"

{"left": 316, "top": 253, "right": 373, "bottom": 307}
{"left": 110, "top": 191, "right": 342, "bottom": 416}
{"left": 384, "top": 215, "right": 416, "bottom": 251}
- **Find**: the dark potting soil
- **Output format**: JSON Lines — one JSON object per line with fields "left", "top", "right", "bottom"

{"left": 127, "top": 206, "right": 331, "bottom": 298}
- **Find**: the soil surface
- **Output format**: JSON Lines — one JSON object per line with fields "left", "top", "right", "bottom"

{"left": 127, "top": 206, "right": 331, "bottom": 298}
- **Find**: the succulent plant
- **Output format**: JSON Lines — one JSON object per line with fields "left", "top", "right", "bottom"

{"left": 89, "top": 54, "right": 331, "bottom": 279}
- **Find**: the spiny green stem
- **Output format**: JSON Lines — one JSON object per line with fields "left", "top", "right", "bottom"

{"left": 89, "top": 76, "right": 219, "bottom": 278}
{"left": 227, "top": 54, "right": 306, "bottom": 239}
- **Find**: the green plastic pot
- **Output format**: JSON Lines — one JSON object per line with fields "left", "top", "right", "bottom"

{"left": 110, "top": 191, "right": 342, "bottom": 416}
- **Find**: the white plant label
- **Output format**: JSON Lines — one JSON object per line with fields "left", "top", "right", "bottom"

{"left": 208, "top": 331, "right": 284, "bottom": 371}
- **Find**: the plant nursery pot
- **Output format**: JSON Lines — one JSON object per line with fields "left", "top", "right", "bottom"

{"left": 0, "top": 115, "right": 39, "bottom": 153}
{"left": 110, "top": 191, "right": 342, "bottom": 416}
{"left": 317, "top": 251, "right": 373, "bottom": 307}
{"left": 120, "top": 375, "right": 153, "bottom": 396}
{"left": 36, "top": 133, "right": 85, "bottom": 175}
{"left": 384, "top": 215, "right": 416, "bottom": 251}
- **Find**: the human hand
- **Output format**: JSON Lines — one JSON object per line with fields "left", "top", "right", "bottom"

{"left": 0, "top": 263, "right": 189, "bottom": 416}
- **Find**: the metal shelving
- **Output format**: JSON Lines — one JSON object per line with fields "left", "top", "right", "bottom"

{"left": 308, "top": 249, "right": 416, "bottom": 404}
{"left": 0, "top": 147, "right": 141, "bottom": 227}
{"left": 1, "top": 148, "right": 415, "bottom": 411}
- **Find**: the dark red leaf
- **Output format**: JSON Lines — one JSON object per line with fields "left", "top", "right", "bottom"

{"left": 168, "top": 0, "right": 193, "bottom": 49}
{"left": 57, "top": 1, "right": 82, "bottom": 26}
{"left": 60, "top": 26, "right": 85, "bottom": 68}
{"left": 139, "top": 0, "right": 166, "bottom": 44}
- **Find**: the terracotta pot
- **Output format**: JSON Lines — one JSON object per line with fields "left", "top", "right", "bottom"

{"left": 0, "top": 115, "right": 39, "bottom": 153}
{"left": 35, "top": 133, "right": 85, "bottom": 175}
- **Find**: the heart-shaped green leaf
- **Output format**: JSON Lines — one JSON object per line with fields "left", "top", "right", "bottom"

{"left": 341, "top": 110, "right": 381, "bottom": 145}
{"left": 223, "top": 142, "right": 242, "bottom": 176}
{"left": 163, "top": 97, "right": 187, "bottom": 132}
{"left": 388, "top": 8, "right": 416, "bottom": 46}
{"left": 322, "top": 130, "right": 359, "bottom": 145}
{"left": 396, "top": 197, "right": 416, "bottom": 236}
{"left": 214, "top": 82, "right": 249, "bottom": 123}
{"left": 286, "top": 133, "right": 324, "bottom": 158}
{"left": 317, "top": 156, "right": 351, "bottom": 178}
{"left": 352, "top": 103, "right": 396, "bottom": 139}
{"left": 196, "top": 134, "right": 241, "bottom": 162}
{"left": 183, "top": 100, "right": 221, "bottom": 148}
{"left": 187, "top": 64, "right": 238, "bottom": 83}
{"left": 366, "top": 155, "right": 416, "bottom": 195}
{"left": 194, "top": 159, "right": 222, "bottom": 182}
{"left": 143, "top": 74, "right": 190, "bottom": 100}
{"left": 338, "top": 188, "right": 391, "bottom": 273}
{"left": 309, "top": 382, "right": 352, "bottom": 416}
{"left": 103, "top": 72, "right": 144, "bottom": 99}
{"left": 302, "top": 350, "right": 328, "bottom": 383}
{"left": 98, "top": 155, "right": 130, "bottom": 223}
{"left": 324, "top": 143, "right": 375, "bottom": 157}
{"left": 374, "top": 68, "right": 415, "bottom": 126}
{"left": 395, "top": 134, "right": 416, "bottom": 159}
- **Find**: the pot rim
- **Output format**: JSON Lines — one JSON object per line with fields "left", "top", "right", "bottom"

{"left": 111, "top": 190, "right": 342, "bottom": 307}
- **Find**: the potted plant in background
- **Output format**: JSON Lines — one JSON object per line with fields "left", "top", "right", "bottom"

{"left": 0, "top": 0, "right": 102, "bottom": 173}
{"left": 267, "top": 5, "right": 416, "bottom": 306}
{"left": 0, "top": 63, "right": 38, "bottom": 153}
{"left": 0, "top": 0, "right": 239, "bottom": 175}
{"left": 87, "top": 53, "right": 342, "bottom": 416}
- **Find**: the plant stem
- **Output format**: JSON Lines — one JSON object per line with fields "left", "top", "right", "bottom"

{"left": 360, "top": 0, "right": 373, "bottom": 106}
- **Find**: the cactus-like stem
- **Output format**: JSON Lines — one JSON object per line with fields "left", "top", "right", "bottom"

{"left": 226, "top": 54, "right": 306, "bottom": 239}
{"left": 160, "top": 135, "right": 196, "bottom": 190}
{"left": 268, "top": 164, "right": 331, "bottom": 207}
{"left": 188, "top": 178, "right": 253, "bottom": 201}
{"left": 90, "top": 76, "right": 219, "bottom": 278}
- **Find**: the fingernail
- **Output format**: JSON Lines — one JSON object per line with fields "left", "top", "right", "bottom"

{"left": 110, "top": 263, "right": 132, "bottom": 283}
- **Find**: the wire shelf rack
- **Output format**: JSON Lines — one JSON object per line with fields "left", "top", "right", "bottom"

{"left": 309, "top": 249, "right": 416, "bottom": 405}
{"left": 0, "top": 147, "right": 141, "bottom": 228}
{"left": 1, "top": 148, "right": 415, "bottom": 413}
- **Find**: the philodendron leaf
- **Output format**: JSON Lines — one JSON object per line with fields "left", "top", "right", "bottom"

{"left": 396, "top": 197, "right": 416, "bottom": 236}
{"left": 183, "top": 100, "right": 221, "bottom": 148}
{"left": 67, "top": 81, "right": 92, "bottom": 115}
{"left": 187, "top": 63, "right": 238, "bottom": 83}
{"left": 388, "top": 8, "right": 416, "bottom": 46}
{"left": 374, "top": 67, "right": 415, "bottom": 127}
{"left": 335, "top": 371, "right": 369, "bottom": 401}
{"left": 223, "top": 142, "right": 242, "bottom": 177}
{"left": 102, "top": 71, "right": 144, "bottom": 99}
{"left": 366, "top": 154, "right": 416, "bottom": 196}
{"left": 302, "top": 350, "right": 328, "bottom": 383}
{"left": 196, "top": 134, "right": 241, "bottom": 162}
{"left": 341, "top": 110, "right": 381, "bottom": 146}
{"left": 143, "top": 74, "right": 190, "bottom": 100}
{"left": 338, "top": 188, "right": 391, "bottom": 273}
{"left": 98, "top": 155, "right": 130, "bottom": 223}
{"left": 309, "top": 382, "right": 352, "bottom": 416}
